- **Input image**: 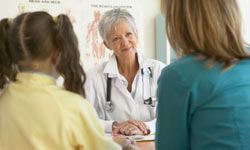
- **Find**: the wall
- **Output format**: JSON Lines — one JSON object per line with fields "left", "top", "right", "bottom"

{"left": 142, "top": 0, "right": 161, "bottom": 59}
{"left": 238, "top": 0, "right": 250, "bottom": 44}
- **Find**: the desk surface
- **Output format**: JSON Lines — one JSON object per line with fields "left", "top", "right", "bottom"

{"left": 136, "top": 141, "right": 155, "bottom": 150}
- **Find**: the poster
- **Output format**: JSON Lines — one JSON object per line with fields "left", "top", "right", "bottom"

{"left": 0, "top": 0, "right": 143, "bottom": 70}
{"left": 80, "top": 0, "right": 143, "bottom": 69}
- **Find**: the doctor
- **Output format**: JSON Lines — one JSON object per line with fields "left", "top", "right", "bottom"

{"left": 85, "top": 8, "right": 165, "bottom": 135}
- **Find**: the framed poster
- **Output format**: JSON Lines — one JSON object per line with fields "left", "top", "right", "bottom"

{"left": 80, "top": 0, "right": 143, "bottom": 70}
{"left": 0, "top": 0, "right": 143, "bottom": 70}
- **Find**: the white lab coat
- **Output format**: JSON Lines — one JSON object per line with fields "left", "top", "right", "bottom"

{"left": 85, "top": 52, "right": 165, "bottom": 133}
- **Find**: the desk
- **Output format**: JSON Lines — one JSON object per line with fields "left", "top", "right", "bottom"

{"left": 136, "top": 141, "right": 155, "bottom": 150}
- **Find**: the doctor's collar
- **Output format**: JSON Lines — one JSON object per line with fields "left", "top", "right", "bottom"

{"left": 103, "top": 51, "right": 153, "bottom": 76}
{"left": 137, "top": 52, "right": 154, "bottom": 71}
{"left": 103, "top": 54, "right": 119, "bottom": 77}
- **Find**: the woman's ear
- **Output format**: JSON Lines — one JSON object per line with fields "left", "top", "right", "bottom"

{"left": 104, "top": 41, "right": 111, "bottom": 50}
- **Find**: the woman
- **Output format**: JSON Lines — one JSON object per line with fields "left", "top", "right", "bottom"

{"left": 85, "top": 8, "right": 165, "bottom": 135}
{"left": 0, "top": 11, "right": 136, "bottom": 150}
{"left": 156, "top": 0, "right": 250, "bottom": 149}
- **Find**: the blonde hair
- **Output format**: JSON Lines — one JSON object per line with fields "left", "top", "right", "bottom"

{"left": 163, "top": 0, "right": 250, "bottom": 67}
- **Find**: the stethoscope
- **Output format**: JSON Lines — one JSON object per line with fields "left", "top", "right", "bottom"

{"left": 104, "top": 67, "right": 157, "bottom": 113}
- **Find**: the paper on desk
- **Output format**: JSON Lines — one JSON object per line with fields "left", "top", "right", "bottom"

{"left": 128, "top": 134, "right": 155, "bottom": 142}
{"left": 105, "top": 133, "right": 155, "bottom": 142}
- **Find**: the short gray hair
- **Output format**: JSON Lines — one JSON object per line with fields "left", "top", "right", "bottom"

{"left": 98, "top": 8, "right": 138, "bottom": 42}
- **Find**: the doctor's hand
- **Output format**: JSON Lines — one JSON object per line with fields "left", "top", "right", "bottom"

{"left": 113, "top": 135, "right": 140, "bottom": 150}
{"left": 112, "top": 120, "right": 150, "bottom": 136}
{"left": 127, "top": 119, "right": 150, "bottom": 135}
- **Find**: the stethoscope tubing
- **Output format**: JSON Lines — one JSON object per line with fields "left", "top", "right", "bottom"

{"left": 105, "top": 67, "right": 156, "bottom": 113}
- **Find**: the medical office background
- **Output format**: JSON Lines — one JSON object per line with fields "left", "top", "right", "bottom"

{"left": 0, "top": 0, "right": 250, "bottom": 70}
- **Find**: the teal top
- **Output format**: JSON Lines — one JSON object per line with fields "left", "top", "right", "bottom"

{"left": 156, "top": 55, "right": 250, "bottom": 150}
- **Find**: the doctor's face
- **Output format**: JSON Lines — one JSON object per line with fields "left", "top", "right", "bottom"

{"left": 104, "top": 21, "right": 138, "bottom": 60}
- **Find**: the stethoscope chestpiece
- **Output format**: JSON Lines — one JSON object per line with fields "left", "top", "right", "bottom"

{"left": 104, "top": 101, "right": 114, "bottom": 112}
{"left": 143, "top": 97, "right": 157, "bottom": 107}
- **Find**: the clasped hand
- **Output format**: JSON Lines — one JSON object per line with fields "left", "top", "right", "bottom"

{"left": 112, "top": 119, "right": 150, "bottom": 136}
{"left": 113, "top": 135, "right": 139, "bottom": 150}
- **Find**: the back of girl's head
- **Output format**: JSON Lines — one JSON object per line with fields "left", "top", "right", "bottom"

{"left": 0, "top": 11, "right": 86, "bottom": 97}
{"left": 163, "top": 0, "right": 250, "bottom": 66}
{"left": 7, "top": 12, "right": 57, "bottom": 67}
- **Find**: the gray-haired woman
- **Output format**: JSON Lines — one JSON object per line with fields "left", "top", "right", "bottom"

{"left": 85, "top": 8, "right": 165, "bottom": 136}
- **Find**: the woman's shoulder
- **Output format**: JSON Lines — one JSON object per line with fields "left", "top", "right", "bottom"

{"left": 85, "top": 62, "right": 108, "bottom": 79}
{"left": 159, "top": 55, "right": 204, "bottom": 83}
{"left": 54, "top": 87, "right": 86, "bottom": 102}
{"left": 149, "top": 58, "right": 165, "bottom": 66}
{"left": 164, "top": 55, "right": 200, "bottom": 72}
{"left": 141, "top": 57, "right": 166, "bottom": 71}
{"left": 54, "top": 88, "right": 94, "bottom": 111}
{"left": 86, "top": 62, "right": 106, "bottom": 74}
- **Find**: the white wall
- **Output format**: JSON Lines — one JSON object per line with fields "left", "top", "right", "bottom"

{"left": 238, "top": 0, "right": 250, "bottom": 44}
{"left": 142, "top": 0, "right": 161, "bottom": 59}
